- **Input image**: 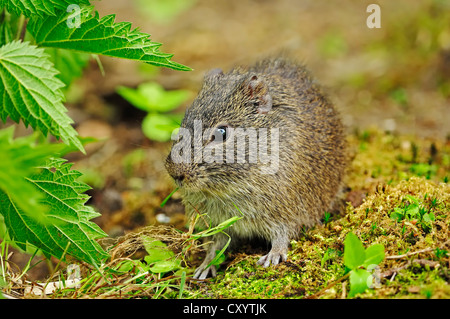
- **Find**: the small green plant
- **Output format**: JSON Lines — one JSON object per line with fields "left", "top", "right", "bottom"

{"left": 321, "top": 248, "right": 338, "bottom": 268}
{"left": 160, "top": 190, "right": 242, "bottom": 270}
{"left": 323, "top": 211, "right": 332, "bottom": 224}
{"left": 434, "top": 248, "right": 448, "bottom": 260}
{"left": 143, "top": 236, "right": 182, "bottom": 274}
{"left": 409, "top": 163, "right": 438, "bottom": 179}
{"left": 113, "top": 236, "right": 183, "bottom": 282}
{"left": 117, "top": 82, "right": 190, "bottom": 142}
{"left": 344, "top": 232, "right": 385, "bottom": 298}
{"left": 390, "top": 194, "right": 436, "bottom": 233}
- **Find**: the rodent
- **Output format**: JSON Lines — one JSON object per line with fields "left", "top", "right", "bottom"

{"left": 165, "top": 57, "right": 347, "bottom": 279}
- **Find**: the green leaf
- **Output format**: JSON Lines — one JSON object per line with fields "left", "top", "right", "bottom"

{"left": 142, "top": 237, "right": 174, "bottom": 264}
{"left": 27, "top": 6, "right": 191, "bottom": 71}
{"left": 142, "top": 113, "right": 180, "bottom": 142}
{"left": 0, "top": 14, "right": 14, "bottom": 46}
{"left": 404, "top": 195, "right": 419, "bottom": 205}
{"left": 117, "top": 82, "right": 190, "bottom": 113}
{"left": 390, "top": 208, "right": 404, "bottom": 222}
{"left": 349, "top": 268, "right": 371, "bottom": 298}
{"left": 208, "top": 242, "right": 229, "bottom": 268}
{"left": 196, "top": 216, "right": 242, "bottom": 239}
{"left": 0, "top": 158, "right": 109, "bottom": 265}
{"left": 0, "top": 0, "right": 90, "bottom": 18}
{"left": 0, "top": 40, "right": 84, "bottom": 152}
{"left": 113, "top": 260, "right": 136, "bottom": 274}
{"left": 344, "top": 232, "right": 366, "bottom": 270}
{"left": 45, "top": 48, "right": 90, "bottom": 87}
{"left": 116, "top": 86, "right": 149, "bottom": 111}
{"left": 141, "top": 236, "right": 181, "bottom": 274}
{"left": 0, "top": 126, "right": 65, "bottom": 222}
{"left": 405, "top": 203, "right": 419, "bottom": 217}
{"left": 423, "top": 212, "right": 435, "bottom": 223}
{"left": 149, "top": 259, "right": 181, "bottom": 274}
{"left": 160, "top": 187, "right": 179, "bottom": 207}
{"left": 363, "top": 244, "right": 385, "bottom": 268}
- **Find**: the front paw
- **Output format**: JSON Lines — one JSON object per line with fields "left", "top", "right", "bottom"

{"left": 257, "top": 250, "right": 287, "bottom": 268}
{"left": 193, "top": 263, "right": 217, "bottom": 280}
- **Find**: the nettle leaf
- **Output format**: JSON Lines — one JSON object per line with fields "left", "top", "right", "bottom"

{"left": 0, "top": 158, "right": 109, "bottom": 265}
{"left": 0, "top": 40, "right": 84, "bottom": 152}
{"left": 0, "top": 0, "right": 91, "bottom": 18}
{"left": 28, "top": 5, "right": 191, "bottom": 71}
{"left": 0, "top": 126, "right": 64, "bottom": 222}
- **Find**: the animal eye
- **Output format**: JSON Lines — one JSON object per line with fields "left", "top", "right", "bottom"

{"left": 211, "top": 125, "right": 229, "bottom": 142}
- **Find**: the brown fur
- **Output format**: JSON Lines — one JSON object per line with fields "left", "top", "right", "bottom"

{"left": 165, "top": 58, "right": 347, "bottom": 279}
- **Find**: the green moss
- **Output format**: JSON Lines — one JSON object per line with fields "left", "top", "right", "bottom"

{"left": 197, "top": 130, "right": 449, "bottom": 299}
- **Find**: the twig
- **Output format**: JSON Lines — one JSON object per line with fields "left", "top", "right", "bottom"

{"left": 386, "top": 248, "right": 434, "bottom": 260}
{"left": 381, "top": 259, "right": 440, "bottom": 279}
{"left": 304, "top": 273, "right": 350, "bottom": 299}
{"left": 386, "top": 240, "right": 450, "bottom": 260}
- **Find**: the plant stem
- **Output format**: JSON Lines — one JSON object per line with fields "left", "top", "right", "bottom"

{"left": 305, "top": 273, "right": 350, "bottom": 299}
{"left": 15, "top": 14, "right": 27, "bottom": 41}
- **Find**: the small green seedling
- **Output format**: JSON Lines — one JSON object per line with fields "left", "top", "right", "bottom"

{"left": 117, "top": 82, "right": 190, "bottom": 142}
{"left": 409, "top": 163, "right": 438, "bottom": 179}
{"left": 390, "top": 195, "right": 436, "bottom": 233}
{"left": 434, "top": 248, "right": 448, "bottom": 260}
{"left": 143, "top": 236, "right": 182, "bottom": 274}
{"left": 112, "top": 236, "right": 183, "bottom": 282}
{"left": 344, "top": 232, "right": 385, "bottom": 298}
{"left": 323, "top": 211, "right": 332, "bottom": 224}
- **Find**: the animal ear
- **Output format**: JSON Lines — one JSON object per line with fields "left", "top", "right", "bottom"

{"left": 204, "top": 68, "right": 224, "bottom": 83}
{"left": 243, "top": 75, "right": 273, "bottom": 114}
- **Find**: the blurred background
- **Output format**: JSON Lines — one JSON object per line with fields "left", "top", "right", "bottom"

{"left": 85, "top": 0, "right": 450, "bottom": 137}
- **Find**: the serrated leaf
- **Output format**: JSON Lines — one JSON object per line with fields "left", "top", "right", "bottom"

{"left": 0, "top": 0, "right": 90, "bottom": 18}
{"left": 344, "top": 232, "right": 366, "bottom": 270}
{"left": 0, "top": 158, "right": 109, "bottom": 265}
{"left": 0, "top": 40, "right": 84, "bottom": 152}
{"left": 28, "top": 6, "right": 191, "bottom": 71}
{"left": 0, "top": 126, "right": 65, "bottom": 222}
